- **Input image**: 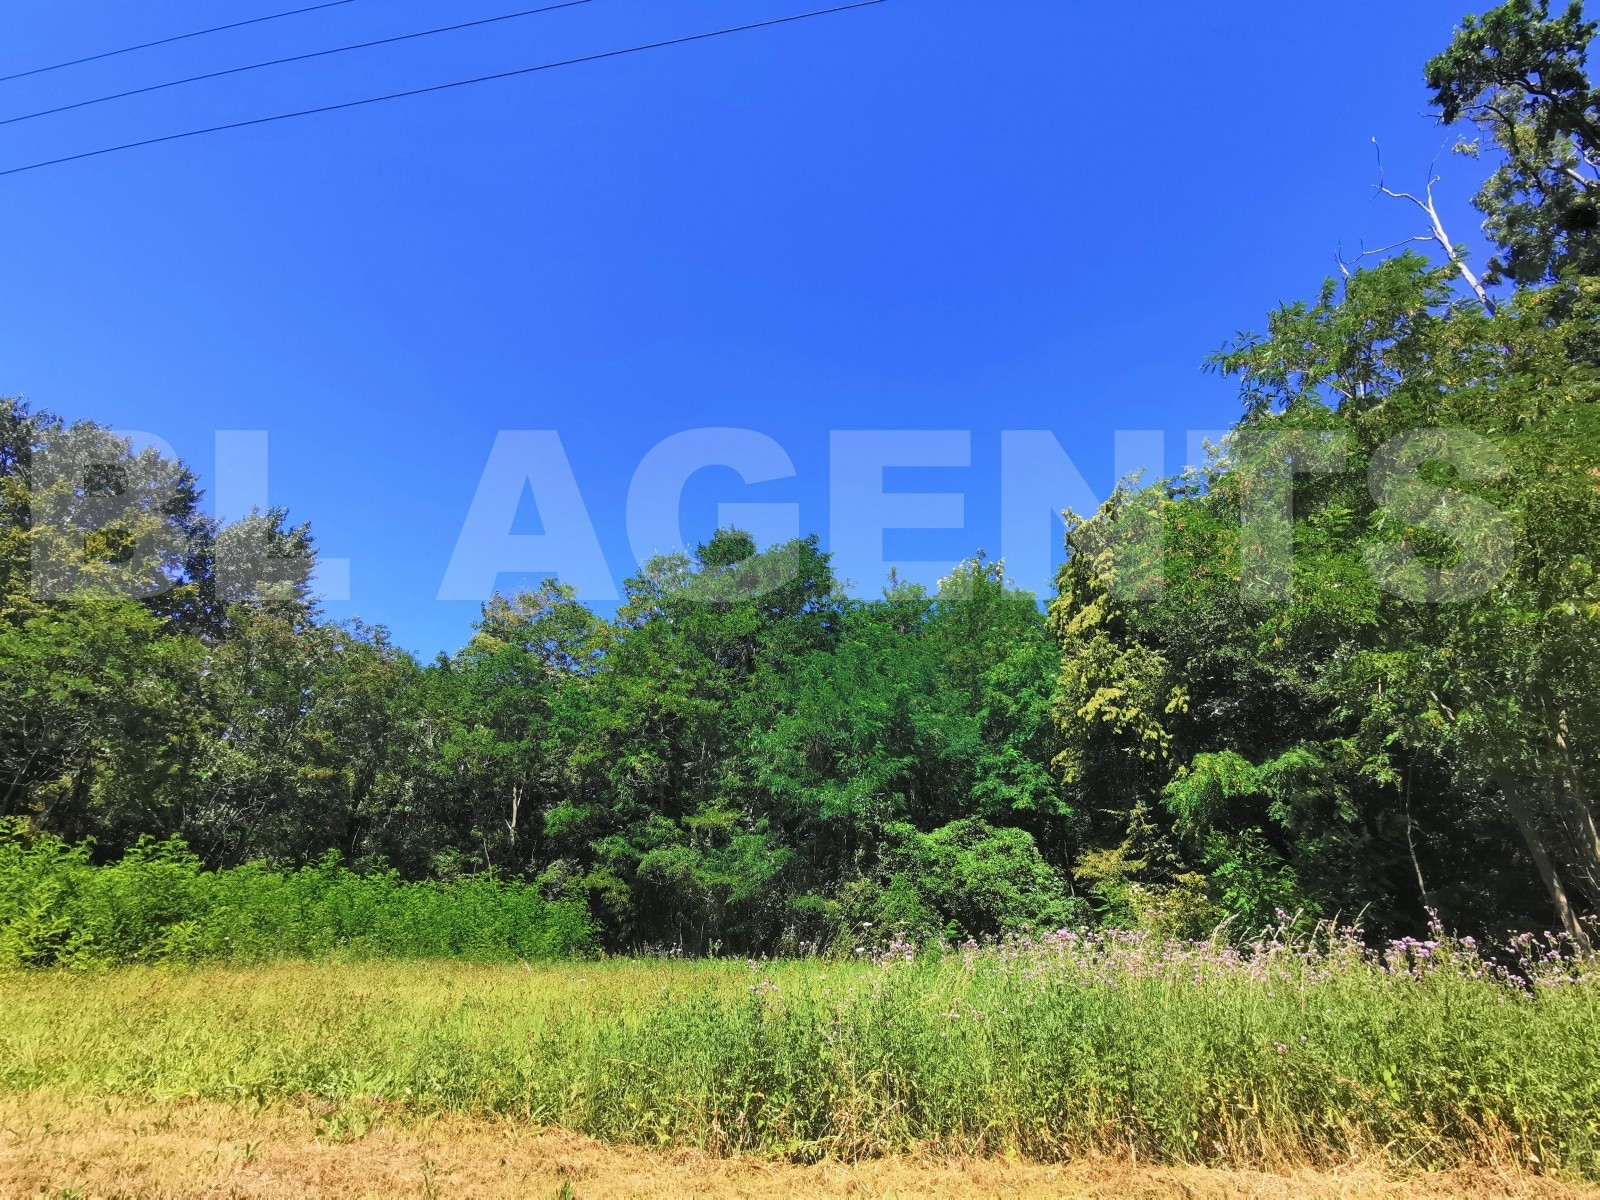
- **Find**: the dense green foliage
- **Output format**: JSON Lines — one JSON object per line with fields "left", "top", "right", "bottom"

{"left": 1, "top": 0, "right": 1597, "bottom": 954}
{"left": 1051, "top": 0, "right": 1600, "bottom": 950}
{"left": 0, "top": 821, "right": 593, "bottom": 967}
{"left": 3, "top": 935, "right": 1597, "bottom": 1174}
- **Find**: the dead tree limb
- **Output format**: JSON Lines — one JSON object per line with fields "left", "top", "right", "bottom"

{"left": 1372, "top": 139, "right": 1498, "bottom": 315}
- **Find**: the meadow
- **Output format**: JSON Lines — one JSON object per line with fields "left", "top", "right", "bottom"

{"left": 2, "top": 925, "right": 1598, "bottom": 1185}
{"left": 5, "top": 822, "right": 1600, "bottom": 1190}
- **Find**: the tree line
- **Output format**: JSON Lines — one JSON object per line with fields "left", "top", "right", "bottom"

{"left": 2, "top": 0, "right": 1597, "bottom": 953}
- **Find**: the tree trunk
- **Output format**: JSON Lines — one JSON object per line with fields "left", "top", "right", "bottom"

{"left": 1498, "top": 771, "right": 1593, "bottom": 952}
{"left": 1555, "top": 755, "right": 1600, "bottom": 899}
{"left": 1553, "top": 715, "right": 1600, "bottom": 895}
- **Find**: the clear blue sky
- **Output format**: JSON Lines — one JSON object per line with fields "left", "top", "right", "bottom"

{"left": 1, "top": 0, "right": 1491, "bottom": 657}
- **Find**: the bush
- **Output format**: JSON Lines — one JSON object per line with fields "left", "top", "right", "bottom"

{"left": 865, "top": 819, "right": 1082, "bottom": 941}
{"left": 0, "top": 820, "right": 595, "bottom": 967}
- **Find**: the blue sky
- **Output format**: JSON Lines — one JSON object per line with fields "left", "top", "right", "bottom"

{"left": 1, "top": 0, "right": 1491, "bottom": 657}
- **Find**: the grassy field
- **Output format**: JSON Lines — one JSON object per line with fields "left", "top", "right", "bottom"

{"left": 2, "top": 926, "right": 1599, "bottom": 1192}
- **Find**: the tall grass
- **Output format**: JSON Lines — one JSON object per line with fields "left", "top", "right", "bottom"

{"left": 2, "top": 927, "right": 1597, "bottom": 1177}
{"left": 0, "top": 821, "right": 594, "bottom": 965}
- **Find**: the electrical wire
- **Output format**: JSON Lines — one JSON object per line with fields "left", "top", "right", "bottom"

{"left": 0, "top": 1, "right": 886, "bottom": 179}
{"left": 1, "top": 1, "right": 593, "bottom": 128}
{"left": 0, "top": 0, "right": 363, "bottom": 84}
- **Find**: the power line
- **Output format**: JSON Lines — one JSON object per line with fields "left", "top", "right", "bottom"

{"left": 1, "top": 1, "right": 594, "bottom": 129}
{"left": 0, "top": 1, "right": 887, "bottom": 179}
{"left": 0, "top": 1, "right": 363, "bottom": 84}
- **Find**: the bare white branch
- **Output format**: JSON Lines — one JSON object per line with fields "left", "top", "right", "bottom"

{"left": 1371, "top": 139, "right": 1498, "bottom": 315}
{"left": 1336, "top": 236, "right": 1433, "bottom": 281}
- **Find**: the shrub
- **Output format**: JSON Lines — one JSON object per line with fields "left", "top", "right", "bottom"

{"left": 874, "top": 819, "right": 1082, "bottom": 940}
{"left": 0, "top": 820, "right": 595, "bottom": 967}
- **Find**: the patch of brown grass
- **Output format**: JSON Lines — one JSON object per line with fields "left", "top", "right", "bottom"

{"left": 1, "top": 1093, "right": 1594, "bottom": 1200}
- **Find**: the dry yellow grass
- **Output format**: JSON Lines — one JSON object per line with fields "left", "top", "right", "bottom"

{"left": 1, "top": 1093, "right": 1596, "bottom": 1200}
